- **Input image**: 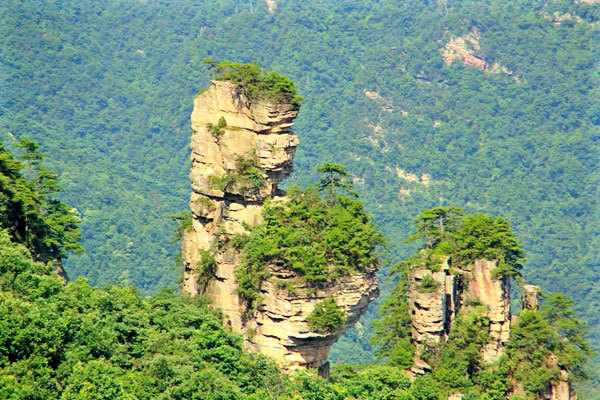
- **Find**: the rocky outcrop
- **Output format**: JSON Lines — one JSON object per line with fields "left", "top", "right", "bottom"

{"left": 463, "top": 259, "right": 511, "bottom": 363}
{"left": 407, "top": 259, "right": 457, "bottom": 351}
{"left": 409, "top": 260, "right": 576, "bottom": 399}
{"left": 442, "top": 29, "right": 513, "bottom": 77}
{"left": 442, "top": 30, "right": 488, "bottom": 71}
{"left": 522, "top": 284, "right": 541, "bottom": 311}
{"left": 407, "top": 258, "right": 511, "bottom": 364}
{"left": 181, "top": 80, "right": 378, "bottom": 376}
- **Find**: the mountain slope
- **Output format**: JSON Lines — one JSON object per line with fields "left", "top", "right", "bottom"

{"left": 2, "top": 0, "right": 599, "bottom": 388}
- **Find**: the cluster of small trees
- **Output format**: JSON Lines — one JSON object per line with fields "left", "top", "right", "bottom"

{"left": 204, "top": 60, "right": 304, "bottom": 106}
{"left": 404, "top": 206, "right": 525, "bottom": 277}
{"left": 235, "top": 163, "right": 384, "bottom": 310}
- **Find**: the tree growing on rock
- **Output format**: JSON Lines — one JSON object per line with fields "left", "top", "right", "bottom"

{"left": 316, "top": 162, "right": 358, "bottom": 202}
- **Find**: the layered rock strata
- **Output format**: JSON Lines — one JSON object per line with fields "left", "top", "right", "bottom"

{"left": 181, "top": 80, "right": 378, "bottom": 376}
{"left": 408, "top": 258, "right": 511, "bottom": 365}
{"left": 409, "top": 259, "right": 575, "bottom": 399}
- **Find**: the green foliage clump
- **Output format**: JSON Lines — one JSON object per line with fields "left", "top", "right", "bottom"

{"left": 406, "top": 207, "right": 463, "bottom": 251}
{"left": 370, "top": 268, "right": 415, "bottom": 369}
{"left": 0, "top": 227, "right": 292, "bottom": 399}
{"left": 308, "top": 297, "right": 347, "bottom": 333}
{"left": 194, "top": 196, "right": 216, "bottom": 216}
{"left": 196, "top": 249, "right": 216, "bottom": 289}
{"left": 407, "top": 207, "right": 524, "bottom": 277}
{"left": 453, "top": 214, "right": 525, "bottom": 277}
{"left": 209, "top": 153, "right": 266, "bottom": 198}
{"left": 0, "top": 139, "right": 82, "bottom": 263}
{"left": 417, "top": 274, "right": 440, "bottom": 293}
{"left": 430, "top": 308, "right": 494, "bottom": 393}
{"left": 168, "top": 210, "right": 193, "bottom": 243}
{"left": 236, "top": 184, "right": 384, "bottom": 309}
{"left": 207, "top": 116, "right": 227, "bottom": 141}
{"left": 317, "top": 163, "right": 358, "bottom": 200}
{"left": 505, "top": 293, "right": 593, "bottom": 398}
{"left": 214, "top": 62, "right": 303, "bottom": 106}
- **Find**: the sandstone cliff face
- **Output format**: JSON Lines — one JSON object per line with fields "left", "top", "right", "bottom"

{"left": 408, "top": 260, "right": 575, "bottom": 400}
{"left": 408, "top": 258, "right": 511, "bottom": 367}
{"left": 407, "top": 259, "right": 457, "bottom": 351}
{"left": 464, "top": 259, "right": 511, "bottom": 363}
{"left": 181, "top": 80, "right": 378, "bottom": 375}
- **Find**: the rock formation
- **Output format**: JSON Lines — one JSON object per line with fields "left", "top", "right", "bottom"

{"left": 442, "top": 28, "right": 514, "bottom": 77}
{"left": 181, "top": 80, "right": 378, "bottom": 376}
{"left": 407, "top": 259, "right": 457, "bottom": 351}
{"left": 409, "top": 260, "right": 576, "bottom": 400}
{"left": 408, "top": 258, "right": 511, "bottom": 368}
{"left": 522, "top": 284, "right": 541, "bottom": 311}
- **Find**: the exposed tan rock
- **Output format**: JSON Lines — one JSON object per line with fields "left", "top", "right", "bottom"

{"left": 442, "top": 29, "right": 488, "bottom": 70}
{"left": 408, "top": 265, "right": 455, "bottom": 349}
{"left": 551, "top": 369, "right": 575, "bottom": 400}
{"left": 522, "top": 284, "right": 541, "bottom": 311}
{"left": 265, "top": 0, "right": 277, "bottom": 13}
{"left": 442, "top": 29, "right": 514, "bottom": 78}
{"left": 407, "top": 258, "right": 510, "bottom": 364}
{"left": 182, "top": 80, "right": 378, "bottom": 376}
{"left": 464, "top": 259, "right": 511, "bottom": 362}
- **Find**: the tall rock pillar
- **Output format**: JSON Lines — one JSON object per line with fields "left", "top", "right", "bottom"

{"left": 181, "top": 80, "right": 378, "bottom": 375}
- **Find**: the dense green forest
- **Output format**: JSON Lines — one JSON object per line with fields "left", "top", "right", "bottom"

{"left": 0, "top": 136, "right": 591, "bottom": 399}
{"left": 2, "top": 0, "right": 600, "bottom": 391}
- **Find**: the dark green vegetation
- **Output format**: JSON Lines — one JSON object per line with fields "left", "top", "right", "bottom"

{"left": 0, "top": 229, "right": 292, "bottom": 399}
{"left": 2, "top": 0, "right": 600, "bottom": 391}
{"left": 0, "top": 143, "right": 433, "bottom": 399}
{"left": 308, "top": 297, "right": 347, "bottom": 333}
{"left": 0, "top": 142, "right": 531, "bottom": 399}
{"left": 0, "top": 139, "right": 81, "bottom": 264}
{"left": 209, "top": 153, "right": 266, "bottom": 198}
{"left": 207, "top": 117, "right": 227, "bottom": 141}
{"left": 212, "top": 61, "right": 303, "bottom": 106}
{"left": 372, "top": 210, "right": 593, "bottom": 398}
{"left": 236, "top": 183, "right": 384, "bottom": 309}
{"left": 403, "top": 207, "right": 525, "bottom": 277}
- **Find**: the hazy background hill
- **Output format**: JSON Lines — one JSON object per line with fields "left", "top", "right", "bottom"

{"left": 2, "top": 0, "right": 599, "bottom": 388}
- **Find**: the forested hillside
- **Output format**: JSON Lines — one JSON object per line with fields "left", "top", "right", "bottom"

{"left": 2, "top": 0, "right": 599, "bottom": 389}
{"left": 0, "top": 131, "right": 591, "bottom": 399}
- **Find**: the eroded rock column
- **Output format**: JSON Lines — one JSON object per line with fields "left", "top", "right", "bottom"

{"left": 181, "top": 80, "right": 379, "bottom": 375}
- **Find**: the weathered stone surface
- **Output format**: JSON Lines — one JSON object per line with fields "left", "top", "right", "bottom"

{"left": 522, "top": 284, "right": 541, "bottom": 311}
{"left": 181, "top": 80, "right": 378, "bottom": 375}
{"left": 407, "top": 258, "right": 510, "bottom": 364}
{"left": 464, "top": 259, "right": 511, "bottom": 363}
{"left": 551, "top": 369, "right": 575, "bottom": 400}
{"left": 408, "top": 266, "right": 453, "bottom": 349}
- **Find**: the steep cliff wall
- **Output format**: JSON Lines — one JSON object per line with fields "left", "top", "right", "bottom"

{"left": 408, "top": 261, "right": 576, "bottom": 399}
{"left": 181, "top": 80, "right": 378, "bottom": 375}
{"left": 407, "top": 259, "right": 457, "bottom": 351}
{"left": 408, "top": 258, "right": 511, "bottom": 368}
{"left": 463, "top": 259, "right": 511, "bottom": 363}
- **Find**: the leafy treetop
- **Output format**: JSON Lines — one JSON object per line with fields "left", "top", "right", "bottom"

{"left": 317, "top": 162, "right": 358, "bottom": 201}
{"left": 236, "top": 175, "right": 385, "bottom": 309}
{"left": 0, "top": 139, "right": 82, "bottom": 263}
{"left": 211, "top": 61, "right": 303, "bottom": 106}
{"left": 307, "top": 297, "right": 347, "bottom": 333}
{"left": 405, "top": 207, "right": 524, "bottom": 277}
